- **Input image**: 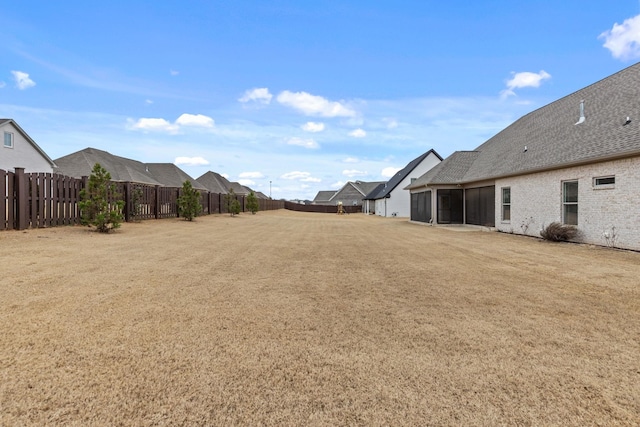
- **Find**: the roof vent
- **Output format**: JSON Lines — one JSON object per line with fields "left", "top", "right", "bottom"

{"left": 575, "top": 100, "right": 585, "bottom": 125}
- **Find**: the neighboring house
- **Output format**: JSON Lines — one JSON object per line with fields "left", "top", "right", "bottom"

{"left": 362, "top": 183, "right": 385, "bottom": 215}
{"left": 196, "top": 171, "right": 261, "bottom": 196}
{"left": 0, "top": 119, "right": 56, "bottom": 173}
{"left": 312, "top": 191, "right": 336, "bottom": 205}
{"left": 364, "top": 149, "right": 442, "bottom": 217}
{"left": 196, "top": 171, "right": 231, "bottom": 194}
{"left": 54, "top": 147, "right": 204, "bottom": 189}
{"left": 330, "top": 181, "right": 386, "bottom": 207}
{"left": 406, "top": 62, "right": 640, "bottom": 251}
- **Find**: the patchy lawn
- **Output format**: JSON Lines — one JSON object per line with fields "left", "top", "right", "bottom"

{"left": 1, "top": 210, "right": 639, "bottom": 426}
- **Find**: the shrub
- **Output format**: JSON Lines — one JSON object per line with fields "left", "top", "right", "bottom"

{"left": 224, "top": 189, "right": 241, "bottom": 216}
{"left": 540, "top": 222, "right": 578, "bottom": 242}
{"left": 79, "top": 163, "right": 124, "bottom": 233}
{"left": 246, "top": 191, "right": 259, "bottom": 215}
{"left": 177, "top": 180, "right": 203, "bottom": 221}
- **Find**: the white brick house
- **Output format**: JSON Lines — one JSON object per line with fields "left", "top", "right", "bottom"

{"left": 407, "top": 63, "right": 640, "bottom": 251}
{"left": 0, "top": 119, "right": 56, "bottom": 173}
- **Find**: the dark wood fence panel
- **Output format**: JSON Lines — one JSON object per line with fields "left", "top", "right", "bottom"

{"left": 284, "top": 201, "right": 362, "bottom": 214}
{"left": 0, "top": 168, "right": 287, "bottom": 231}
{"left": 1, "top": 169, "right": 14, "bottom": 230}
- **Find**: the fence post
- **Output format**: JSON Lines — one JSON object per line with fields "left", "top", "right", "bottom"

{"left": 155, "top": 185, "right": 161, "bottom": 219}
{"left": 14, "top": 167, "right": 28, "bottom": 230}
{"left": 123, "top": 182, "right": 131, "bottom": 222}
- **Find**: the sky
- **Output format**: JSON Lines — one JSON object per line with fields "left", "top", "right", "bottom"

{"left": 2, "top": 1, "right": 640, "bottom": 200}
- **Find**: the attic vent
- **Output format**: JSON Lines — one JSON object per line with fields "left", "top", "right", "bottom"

{"left": 575, "top": 100, "right": 585, "bottom": 125}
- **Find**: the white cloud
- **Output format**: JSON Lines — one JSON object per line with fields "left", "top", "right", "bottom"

{"left": 300, "top": 176, "right": 321, "bottom": 183}
{"left": 145, "top": 99, "right": 153, "bottom": 105}
{"left": 174, "top": 156, "right": 210, "bottom": 166}
{"left": 239, "top": 87, "right": 273, "bottom": 104}
{"left": 221, "top": 173, "right": 229, "bottom": 179}
{"left": 130, "top": 118, "right": 179, "bottom": 133}
{"left": 170, "top": 70, "right": 179, "bottom": 76}
{"left": 348, "top": 128, "right": 367, "bottom": 138}
{"left": 301, "top": 121, "right": 325, "bottom": 132}
{"left": 600, "top": 15, "right": 640, "bottom": 60}
{"left": 0, "top": 81, "right": 5, "bottom": 89}
{"left": 383, "top": 118, "right": 398, "bottom": 129}
{"left": 281, "top": 171, "right": 313, "bottom": 180}
{"left": 176, "top": 113, "right": 215, "bottom": 128}
{"left": 342, "top": 169, "right": 368, "bottom": 177}
{"left": 381, "top": 167, "right": 402, "bottom": 178}
{"left": 11, "top": 71, "right": 36, "bottom": 90}
{"left": 239, "top": 171, "right": 264, "bottom": 179}
{"left": 286, "top": 137, "right": 319, "bottom": 149}
{"left": 500, "top": 70, "right": 551, "bottom": 98}
{"left": 343, "top": 157, "right": 359, "bottom": 163}
{"left": 238, "top": 179, "right": 255, "bottom": 186}
{"left": 277, "top": 90, "right": 356, "bottom": 117}
{"left": 331, "top": 181, "right": 345, "bottom": 189}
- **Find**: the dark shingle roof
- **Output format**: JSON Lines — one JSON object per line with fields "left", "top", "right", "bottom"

{"left": 362, "top": 183, "right": 386, "bottom": 200}
{"left": 408, "top": 151, "right": 479, "bottom": 187}
{"left": 53, "top": 148, "right": 202, "bottom": 188}
{"left": 146, "top": 163, "right": 207, "bottom": 190}
{"left": 373, "top": 149, "right": 442, "bottom": 197}
{"left": 351, "top": 181, "right": 386, "bottom": 196}
{"left": 54, "top": 148, "right": 160, "bottom": 184}
{"left": 313, "top": 190, "right": 336, "bottom": 203}
{"left": 409, "top": 62, "right": 640, "bottom": 187}
{"left": 196, "top": 171, "right": 231, "bottom": 194}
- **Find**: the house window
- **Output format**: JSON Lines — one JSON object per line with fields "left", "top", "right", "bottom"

{"left": 593, "top": 176, "right": 615, "bottom": 188}
{"left": 563, "top": 180, "right": 578, "bottom": 225}
{"left": 3, "top": 132, "right": 13, "bottom": 148}
{"left": 501, "top": 187, "right": 511, "bottom": 221}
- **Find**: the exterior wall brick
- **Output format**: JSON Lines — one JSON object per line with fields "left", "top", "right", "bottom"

{"left": 495, "top": 156, "right": 640, "bottom": 250}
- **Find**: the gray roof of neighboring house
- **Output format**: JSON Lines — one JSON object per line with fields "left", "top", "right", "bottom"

{"left": 370, "top": 149, "right": 442, "bottom": 198}
{"left": 228, "top": 182, "right": 250, "bottom": 195}
{"left": 408, "top": 62, "right": 640, "bottom": 188}
{"left": 313, "top": 190, "right": 336, "bottom": 203}
{"left": 255, "top": 191, "right": 269, "bottom": 199}
{"left": 0, "top": 119, "right": 57, "bottom": 168}
{"left": 196, "top": 171, "right": 231, "bottom": 194}
{"left": 145, "top": 163, "right": 207, "bottom": 190}
{"left": 53, "top": 147, "right": 202, "bottom": 188}
{"left": 54, "top": 148, "right": 161, "bottom": 184}
{"left": 348, "top": 181, "right": 387, "bottom": 197}
{"left": 363, "top": 183, "right": 386, "bottom": 200}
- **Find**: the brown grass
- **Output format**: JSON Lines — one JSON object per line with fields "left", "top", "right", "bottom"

{"left": 1, "top": 210, "right": 639, "bottom": 426}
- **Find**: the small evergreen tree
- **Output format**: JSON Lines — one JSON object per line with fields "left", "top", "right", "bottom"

{"left": 224, "top": 189, "right": 241, "bottom": 216}
{"left": 177, "top": 180, "right": 202, "bottom": 221}
{"left": 79, "top": 163, "right": 124, "bottom": 233}
{"left": 246, "top": 191, "right": 259, "bottom": 215}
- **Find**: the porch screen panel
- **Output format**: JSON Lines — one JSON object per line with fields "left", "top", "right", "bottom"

{"left": 437, "top": 189, "right": 463, "bottom": 224}
{"left": 466, "top": 186, "right": 495, "bottom": 226}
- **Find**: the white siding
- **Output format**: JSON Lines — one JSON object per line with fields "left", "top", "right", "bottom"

{"left": 495, "top": 156, "right": 640, "bottom": 251}
{"left": 0, "top": 123, "right": 54, "bottom": 173}
{"left": 376, "top": 153, "right": 441, "bottom": 218}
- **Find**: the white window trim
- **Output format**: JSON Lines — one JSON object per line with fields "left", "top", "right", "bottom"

{"left": 593, "top": 175, "right": 615, "bottom": 190}
{"left": 562, "top": 180, "right": 578, "bottom": 226}
{"left": 3, "top": 132, "right": 14, "bottom": 149}
{"left": 501, "top": 187, "right": 511, "bottom": 223}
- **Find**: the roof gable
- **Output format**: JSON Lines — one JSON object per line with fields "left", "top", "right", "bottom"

{"left": 374, "top": 149, "right": 442, "bottom": 197}
{"left": 0, "top": 119, "right": 56, "bottom": 168}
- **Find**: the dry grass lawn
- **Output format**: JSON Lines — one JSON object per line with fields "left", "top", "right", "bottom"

{"left": 1, "top": 210, "right": 639, "bottom": 426}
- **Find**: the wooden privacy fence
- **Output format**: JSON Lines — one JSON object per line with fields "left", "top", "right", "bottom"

{"left": 1, "top": 168, "right": 285, "bottom": 231}
{"left": 284, "top": 201, "right": 362, "bottom": 214}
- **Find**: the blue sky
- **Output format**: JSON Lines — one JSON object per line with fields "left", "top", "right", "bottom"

{"left": 2, "top": 1, "right": 640, "bottom": 200}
